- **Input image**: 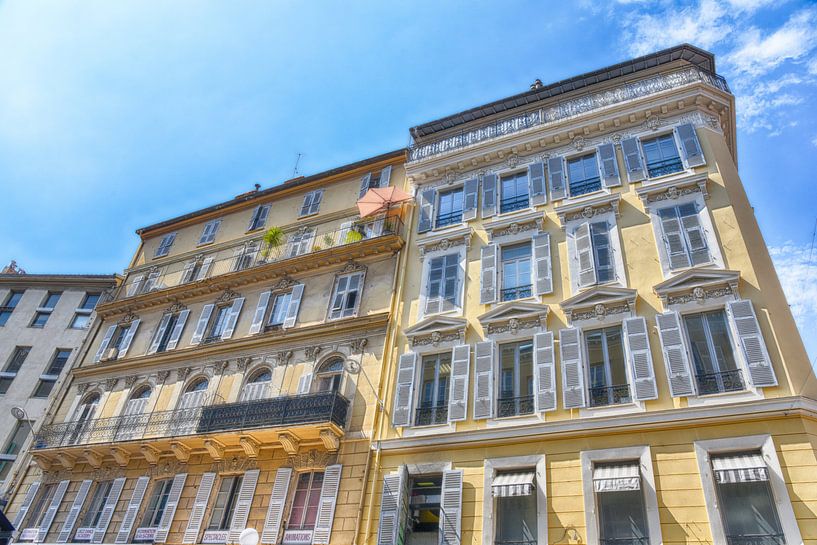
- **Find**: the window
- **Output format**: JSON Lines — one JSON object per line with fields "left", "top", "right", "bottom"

{"left": 500, "top": 172, "right": 529, "bottom": 213}
{"left": 24, "top": 483, "right": 57, "bottom": 530}
{"left": 140, "top": 479, "right": 174, "bottom": 530}
{"left": 591, "top": 223, "right": 614, "bottom": 283}
{"left": 435, "top": 188, "right": 464, "bottom": 228}
{"left": 585, "top": 327, "right": 630, "bottom": 407}
{"left": 300, "top": 190, "right": 323, "bottom": 217}
{"left": 32, "top": 349, "right": 72, "bottom": 398}
{"left": 684, "top": 310, "right": 743, "bottom": 395}
{"left": 658, "top": 203, "right": 710, "bottom": 270}
{"left": 31, "top": 292, "right": 60, "bottom": 328}
{"left": 67, "top": 394, "right": 99, "bottom": 445}
{"left": 204, "top": 306, "right": 231, "bottom": 343}
{"left": 233, "top": 242, "right": 259, "bottom": 271}
{"left": 267, "top": 291, "right": 292, "bottom": 328}
{"left": 207, "top": 475, "right": 243, "bottom": 531}
{"left": 567, "top": 153, "right": 602, "bottom": 197}
{"left": 574, "top": 221, "right": 615, "bottom": 289}
{"left": 0, "top": 290, "right": 23, "bottom": 326}
{"left": 248, "top": 205, "right": 270, "bottom": 231}
{"left": 181, "top": 257, "right": 213, "bottom": 284}
{"left": 424, "top": 253, "right": 460, "bottom": 316}
{"left": 154, "top": 233, "right": 176, "bottom": 258}
{"left": 593, "top": 462, "right": 649, "bottom": 545}
{"left": 328, "top": 272, "right": 363, "bottom": 320}
{"left": 288, "top": 472, "right": 324, "bottom": 530}
{"left": 70, "top": 293, "right": 101, "bottom": 329}
{"left": 286, "top": 227, "right": 315, "bottom": 258}
{"left": 501, "top": 243, "right": 532, "bottom": 302}
{"left": 0, "top": 420, "right": 32, "bottom": 482}
{"left": 241, "top": 369, "right": 272, "bottom": 401}
{"left": 406, "top": 475, "right": 442, "bottom": 543}
{"left": 315, "top": 358, "right": 343, "bottom": 393}
{"left": 0, "top": 346, "right": 30, "bottom": 394}
{"left": 362, "top": 171, "right": 382, "bottom": 194}
{"left": 198, "top": 220, "right": 221, "bottom": 245}
{"left": 498, "top": 341, "right": 534, "bottom": 418}
{"left": 79, "top": 481, "right": 114, "bottom": 531}
{"left": 416, "top": 353, "right": 450, "bottom": 426}
{"left": 641, "top": 133, "right": 683, "bottom": 178}
{"left": 156, "top": 314, "right": 179, "bottom": 353}
{"left": 494, "top": 470, "right": 538, "bottom": 545}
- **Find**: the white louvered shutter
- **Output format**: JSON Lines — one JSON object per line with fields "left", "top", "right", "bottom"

{"left": 143, "top": 269, "right": 162, "bottom": 292}
{"left": 249, "top": 291, "right": 272, "bottom": 335}
{"left": 621, "top": 137, "right": 646, "bottom": 182}
{"left": 533, "top": 233, "right": 552, "bottom": 295}
{"left": 680, "top": 205, "right": 711, "bottom": 266}
{"left": 312, "top": 464, "right": 342, "bottom": 544}
{"left": 297, "top": 372, "right": 313, "bottom": 394}
{"left": 126, "top": 275, "right": 144, "bottom": 298}
{"left": 283, "top": 284, "right": 304, "bottom": 329}
{"left": 473, "top": 341, "right": 495, "bottom": 420}
{"left": 57, "top": 480, "right": 92, "bottom": 542}
{"left": 166, "top": 309, "right": 189, "bottom": 351}
{"left": 392, "top": 353, "right": 417, "bottom": 427}
{"left": 182, "top": 473, "right": 215, "bottom": 544}
{"left": 547, "top": 156, "right": 566, "bottom": 200}
{"left": 659, "top": 208, "right": 693, "bottom": 270}
{"left": 359, "top": 173, "right": 372, "bottom": 198}
{"left": 448, "top": 345, "right": 470, "bottom": 422}
{"left": 36, "top": 480, "right": 69, "bottom": 542}
{"left": 180, "top": 261, "right": 196, "bottom": 284}
{"left": 528, "top": 162, "right": 547, "bottom": 206}
{"left": 115, "top": 476, "right": 150, "bottom": 544}
{"left": 377, "top": 467, "right": 408, "bottom": 545}
{"left": 220, "top": 297, "right": 245, "bottom": 339}
{"left": 623, "top": 317, "right": 658, "bottom": 400}
{"left": 148, "top": 314, "right": 173, "bottom": 355}
{"left": 197, "top": 257, "right": 214, "bottom": 280}
{"left": 560, "top": 328, "right": 586, "bottom": 409}
{"left": 575, "top": 222, "right": 597, "bottom": 288}
{"left": 439, "top": 470, "right": 463, "bottom": 545}
{"left": 260, "top": 468, "right": 292, "bottom": 544}
{"left": 675, "top": 123, "right": 706, "bottom": 167}
{"left": 117, "top": 319, "right": 140, "bottom": 357}
{"left": 480, "top": 244, "right": 498, "bottom": 304}
{"left": 482, "top": 173, "right": 497, "bottom": 218}
{"left": 597, "top": 143, "right": 620, "bottom": 187}
{"left": 533, "top": 332, "right": 557, "bottom": 412}
{"left": 379, "top": 165, "right": 392, "bottom": 187}
{"left": 726, "top": 300, "right": 777, "bottom": 387}
{"left": 417, "top": 189, "right": 435, "bottom": 233}
{"left": 462, "top": 178, "right": 479, "bottom": 221}
{"left": 227, "top": 469, "right": 260, "bottom": 542}
{"left": 13, "top": 481, "right": 40, "bottom": 529}
{"left": 154, "top": 473, "right": 187, "bottom": 543}
{"left": 94, "top": 325, "right": 117, "bottom": 362}
{"left": 655, "top": 311, "right": 696, "bottom": 397}
{"left": 93, "top": 478, "right": 125, "bottom": 544}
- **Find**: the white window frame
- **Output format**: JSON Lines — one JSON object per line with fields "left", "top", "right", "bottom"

{"left": 198, "top": 220, "right": 222, "bottom": 246}
{"left": 694, "top": 435, "right": 802, "bottom": 545}
{"left": 154, "top": 233, "right": 177, "bottom": 258}
{"left": 565, "top": 211, "right": 626, "bottom": 294}
{"left": 300, "top": 190, "right": 324, "bottom": 217}
{"left": 327, "top": 271, "right": 365, "bottom": 321}
{"left": 580, "top": 445, "right": 662, "bottom": 545}
{"left": 494, "top": 338, "right": 535, "bottom": 420}
{"left": 498, "top": 239, "right": 534, "bottom": 303}
{"left": 418, "top": 246, "right": 466, "bottom": 321}
{"left": 496, "top": 167, "right": 531, "bottom": 216}
{"left": 412, "top": 351, "right": 453, "bottom": 428}
{"left": 247, "top": 205, "right": 271, "bottom": 232}
{"left": 564, "top": 150, "right": 604, "bottom": 200}
{"left": 638, "top": 129, "right": 687, "bottom": 180}
{"left": 482, "top": 454, "right": 547, "bottom": 545}
{"left": 434, "top": 184, "right": 466, "bottom": 230}
{"left": 580, "top": 324, "right": 641, "bottom": 414}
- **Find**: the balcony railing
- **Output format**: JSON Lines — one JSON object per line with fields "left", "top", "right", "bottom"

{"left": 568, "top": 176, "right": 602, "bottom": 198}
{"left": 646, "top": 157, "right": 684, "bottom": 178}
{"left": 499, "top": 194, "right": 530, "bottom": 214}
{"left": 501, "top": 284, "right": 532, "bottom": 302}
{"left": 408, "top": 66, "right": 730, "bottom": 162}
{"left": 414, "top": 404, "right": 448, "bottom": 427}
{"left": 497, "top": 395, "right": 534, "bottom": 418}
{"left": 695, "top": 369, "right": 744, "bottom": 396}
{"left": 435, "top": 210, "right": 463, "bottom": 228}
{"left": 588, "top": 384, "right": 632, "bottom": 408}
{"left": 108, "top": 216, "right": 403, "bottom": 303}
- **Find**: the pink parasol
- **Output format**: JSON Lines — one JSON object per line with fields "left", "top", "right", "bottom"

{"left": 356, "top": 186, "right": 413, "bottom": 217}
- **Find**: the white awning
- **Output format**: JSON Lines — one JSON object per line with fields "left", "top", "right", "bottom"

{"left": 593, "top": 463, "right": 641, "bottom": 493}
{"left": 492, "top": 471, "right": 535, "bottom": 497}
{"left": 712, "top": 453, "right": 768, "bottom": 484}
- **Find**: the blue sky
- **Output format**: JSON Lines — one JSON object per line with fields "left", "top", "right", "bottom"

{"left": 1, "top": 0, "right": 816, "bottom": 359}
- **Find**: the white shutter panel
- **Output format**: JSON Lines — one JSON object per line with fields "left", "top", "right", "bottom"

{"left": 621, "top": 137, "right": 646, "bottom": 182}
{"left": 597, "top": 143, "right": 620, "bottom": 187}
{"left": 197, "top": 257, "right": 214, "bottom": 280}
{"left": 675, "top": 123, "right": 706, "bottom": 167}
{"left": 547, "top": 156, "right": 566, "bottom": 200}
{"left": 656, "top": 311, "right": 696, "bottom": 397}
{"left": 94, "top": 325, "right": 117, "bottom": 362}
{"left": 220, "top": 297, "right": 245, "bottom": 339}
{"left": 260, "top": 468, "right": 292, "bottom": 544}
{"left": 359, "top": 173, "right": 372, "bottom": 198}
{"left": 154, "top": 473, "right": 187, "bottom": 543}
{"left": 680, "top": 206, "right": 711, "bottom": 266}
{"left": 392, "top": 353, "right": 417, "bottom": 427}
{"left": 480, "top": 244, "right": 498, "bottom": 304}
{"left": 481, "top": 173, "right": 497, "bottom": 218}
{"left": 560, "top": 328, "right": 586, "bottom": 409}
{"left": 249, "top": 291, "right": 272, "bottom": 335}
{"left": 181, "top": 261, "right": 196, "bottom": 284}
{"left": 448, "top": 345, "right": 470, "bottom": 423}
{"left": 227, "top": 469, "right": 260, "bottom": 542}
{"left": 231, "top": 246, "right": 245, "bottom": 272}
{"left": 528, "top": 162, "right": 547, "bottom": 206}
{"left": 575, "top": 222, "right": 597, "bottom": 288}
{"left": 126, "top": 275, "right": 144, "bottom": 298}
{"left": 533, "top": 332, "right": 557, "bottom": 412}
{"left": 417, "top": 189, "right": 435, "bottom": 233}
{"left": 183, "top": 473, "right": 215, "bottom": 544}
{"left": 297, "top": 372, "right": 313, "bottom": 394}
{"left": 13, "top": 481, "right": 40, "bottom": 529}
{"left": 283, "top": 284, "right": 304, "bottom": 329}
{"left": 190, "top": 304, "right": 214, "bottom": 345}
{"left": 57, "top": 480, "right": 92, "bottom": 542}
{"left": 166, "top": 309, "right": 189, "bottom": 351}
{"left": 148, "top": 314, "right": 173, "bottom": 355}
{"left": 462, "top": 178, "right": 479, "bottom": 221}
{"left": 93, "top": 478, "right": 125, "bottom": 544}
{"left": 533, "top": 233, "right": 552, "bottom": 295}
{"left": 312, "top": 464, "right": 342, "bottom": 544}
{"left": 247, "top": 206, "right": 262, "bottom": 231}
{"left": 36, "top": 480, "right": 69, "bottom": 543}
{"left": 660, "top": 208, "right": 693, "bottom": 270}
{"left": 118, "top": 319, "right": 140, "bottom": 357}
{"left": 623, "top": 317, "right": 658, "bottom": 401}
{"left": 473, "top": 341, "right": 495, "bottom": 420}
{"left": 300, "top": 193, "right": 314, "bottom": 217}
{"left": 726, "top": 300, "right": 777, "bottom": 387}
{"left": 377, "top": 467, "right": 408, "bottom": 545}
{"left": 115, "top": 476, "right": 150, "bottom": 544}
{"left": 379, "top": 165, "right": 392, "bottom": 187}
{"left": 439, "top": 470, "right": 463, "bottom": 545}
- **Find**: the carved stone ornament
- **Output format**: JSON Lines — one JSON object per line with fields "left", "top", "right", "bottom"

{"left": 118, "top": 313, "right": 139, "bottom": 327}
{"left": 91, "top": 466, "right": 126, "bottom": 481}
{"left": 216, "top": 289, "right": 241, "bottom": 304}
{"left": 104, "top": 377, "right": 118, "bottom": 391}
{"left": 209, "top": 456, "right": 258, "bottom": 474}
{"left": 147, "top": 459, "right": 188, "bottom": 479}
{"left": 410, "top": 329, "right": 465, "bottom": 348}
{"left": 563, "top": 204, "right": 616, "bottom": 225}
{"left": 167, "top": 301, "right": 187, "bottom": 314}
{"left": 506, "top": 153, "right": 519, "bottom": 168}
{"left": 418, "top": 234, "right": 471, "bottom": 261}
{"left": 304, "top": 346, "right": 323, "bottom": 360}
{"left": 41, "top": 469, "right": 73, "bottom": 484}
{"left": 581, "top": 206, "right": 595, "bottom": 219}
{"left": 271, "top": 276, "right": 298, "bottom": 291}
{"left": 288, "top": 449, "right": 336, "bottom": 471}
{"left": 666, "top": 284, "right": 735, "bottom": 306}
{"left": 444, "top": 170, "right": 457, "bottom": 183}
{"left": 216, "top": 360, "right": 230, "bottom": 374}
{"left": 124, "top": 375, "right": 138, "bottom": 388}
{"left": 76, "top": 383, "right": 90, "bottom": 394}
{"left": 486, "top": 317, "right": 543, "bottom": 336}
{"left": 572, "top": 136, "right": 586, "bottom": 151}
{"left": 570, "top": 302, "right": 631, "bottom": 323}
{"left": 349, "top": 338, "right": 368, "bottom": 353}
{"left": 611, "top": 133, "right": 623, "bottom": 145}
{"left": 644, "top": 180, "right": 709, "bottom": 205}
{"left": 645, "top": 115, "right": 661, "bottom": 131}
{"left": 236, "top": 357, "right": 252, "bottom": 372}
{"left": 176, "top": 367, "right": 192, "bottom": 381}
{"left": 274, "top": 351, "right": 293, "bottom": 367}
{"left": 340, "top": 260, "right": 367, "bottom": 274}
{"left": 156, "top": 370, "right": 171, "bottom": 382}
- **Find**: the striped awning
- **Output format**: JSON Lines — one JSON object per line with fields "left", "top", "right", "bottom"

{"left": 712, "top": 453, "right": 768, "bottom": 484}
{"left": 492, "top": 471, "right": 535, "bottom": 497}
{"left": 593, "top": 462, "right": 641, "bottom": 493}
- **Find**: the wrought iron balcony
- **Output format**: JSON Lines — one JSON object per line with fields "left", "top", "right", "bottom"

{"left": 407, "top": 66, "right": 730, "bottom": 162}
{"left": 414, "top": 404, "right": 448, "bottom": 426}
{"left": 435, "top": 210, "right": 463, "bottom": 228}
{"left": 588, "top": 384, "right": 632, "bottom": 408}
{"left": 726, "top": 535, "right": 785, "bottom": 545}
{"left": 501, "top": 284, "right": 532, "bottom": 302}
{"left": 646, "top": 157, "right": 684, "bottom": 178}
{"left": 497, "top": 395, "right": 534, "bottom": 418}
{"left": 695, "top": 369, "right": 744, "bottom": 396}
{"left": 499, "top": 194, "right": 530, "bottom": 214}
{"left": 568, "top": 176, "right": 602, "bottom": 198}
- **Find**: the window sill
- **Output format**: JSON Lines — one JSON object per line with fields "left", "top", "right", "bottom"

{"left": 486, "top": 414, "right": 542, "bottom": 428}
{"left": 497, "top": 206, "right": 534, "bottom": 218}
{"left": 642, "top": 168, "right": 695, "bottom": 184}
{"left": 196, "top": 240, "right": 216, "bottom": 248}
{"left": 579, "top": 401, "right": 644, "bottom": 419}
{"left": 686, "top": 387, "right": 763, "bottom": 408}
{"left": 402, "top": 422, "right": 456, "bottom": 437}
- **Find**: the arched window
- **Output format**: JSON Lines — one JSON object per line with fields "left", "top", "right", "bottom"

{"left": 69, "top": 394, "right": 100, "bottom": 445}
{"left": 124, "top": 386, "right": 151, "bottom": 413}
{"left": 117, "top": 386, "right": 152, "bottom": 440}
{"left": 178, "top": 378, "right": 209, "bottom": 408}
{"left": 241, "top": 369, "right": 272, "bottom": 401}
{"left": 315, "top": 358, "right": 344, "bottom": 393}
{"left": 172, "top": 378, "right": 210, "bottom": 436}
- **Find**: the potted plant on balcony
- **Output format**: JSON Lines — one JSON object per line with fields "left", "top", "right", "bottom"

{"left": 345, "top": 226, "right": 364, "bottom": 244}
{"left": 262, "top": 226, "right": 284, "bottom": 260}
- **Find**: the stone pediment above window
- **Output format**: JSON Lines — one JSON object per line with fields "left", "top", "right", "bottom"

{"left": 554, "top": 193, "right": 620, "bottom": 231}
{"left": 483, "top": 210, "right": 545, "bottom": 242}
{"left": 560, "top": 286, "right": 637, "bottom": 325}
{"left": 404, "top": 316, "right": 468, "bottom": 348}
{"left": 477, "top": 301, "right": 549, "bottom": 335}
{"left": 417, "top": 225, "right": 473, "bottom": 261}
{"left": 653, "top": 267, "right": 740, "bottom": 308}
{"left": 635, "top": 172, "right": 709, "bottom": 211}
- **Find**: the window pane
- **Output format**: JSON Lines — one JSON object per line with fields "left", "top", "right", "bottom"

{"left": 0, "top": 378, "right": 13, "bottom": 394}
{"left": 31, "top": 312, "right": 50, "bottom": 328}
{"left": 5, "top": 292, "right": 24, "bottom": 308}
{"left": 0, "top": 311, "right": 11, "bottom": 327}
{"left": 497, "top": 493, "right": 537, "bottom": 544}
{"left": 46, "top": 350, "right": 71, "bottom": 375}
{"left": 597, "top": 489, "right": 649, "bottom": 544}
{"left": 408, "top": 476, "right": 442, "bottom": 534}
{"left": 70, "top": 314, "right": 91, "bottom": 329}
{"left": 586, "top": 331, "right": 607, "bottom": 388}
{"left": 43, "top": 293, "right": 61, "bottom": 309}
{"left": 33, "top": 380, "right": 55, "bottom": 398}
{"left": 705, "top": 311, "right": 738, "bottom": 373}
{"left": 6, "top": 347, "right": 30, "bottom": 372}
{"left": 81, "top": 294, "right": 101, "bottom": 310}
{"left": 717, "top": 480, "right": 784, "bottom": 544}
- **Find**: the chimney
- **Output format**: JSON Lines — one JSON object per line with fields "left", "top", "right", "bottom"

{"left": 530, "top": 79, "right": 543, "bottom": 90}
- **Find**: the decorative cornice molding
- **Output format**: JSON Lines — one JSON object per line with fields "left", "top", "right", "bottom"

{"left": 416, "top": 226, "right": 473, "bottom": 261}
{"left": 216, "top": 289, "right": 241, "bottom": 304}
{"left": 554, "top": 193, "right": 621, "bottom": 230}
{"left": 288, "top": 448, "right": 336, "bottom": 470}
{"left": 635, "top": 173, "right": 710, "bottom": 210}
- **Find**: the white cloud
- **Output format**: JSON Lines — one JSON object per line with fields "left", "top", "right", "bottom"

{"left": 725, "top": 0, "right": 779, "bottom": 13}
{"left": 812, "top": 135, "right": 817, "bottom": 147}
{"left": 769, "top": 242, "right": 817, "bottom": 361}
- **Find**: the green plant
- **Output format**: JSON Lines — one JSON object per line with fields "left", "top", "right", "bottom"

{"left": 345, "top": 230, "right": 364, "bottom": 244}
{"left": 323, "top": 234, "right": 335, "bottom": 248}
{"left": 262, "top": 226, "right": 284, "bottom": 259}
{"left": 312, "top": 244, "right": 322, "bottom": 251}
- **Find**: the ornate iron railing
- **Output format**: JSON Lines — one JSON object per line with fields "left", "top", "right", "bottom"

{"left": 588, "top": 384, "right": 632, "bottom": 408}
{"left": 499, "top": 194, "right": 530, "bottom": 214}
{"left": 415, "top": 404, "right": 448, "bottom": 426}
{"left": 696, "top": 369, "right": 744, "bottom": 396}
{"left": 646, "top": 157, "right": 684, "bottom": 178}
{"left": 568, "top": 176, "right": 602, "bottom": 198}
{"left": 726, "top": 534, "right": 785, "bottom": 545}
{"left": 501, "top": 285, "right": 533, "bottom": 302}
{"left": 497, "top": 395, "right": 535, "bottom": 418}
{"left": 436, "top": 210, "right": 463, "bottom": 228}
{"left": 408, "top": 66, "right": 730, "bottom": 162}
